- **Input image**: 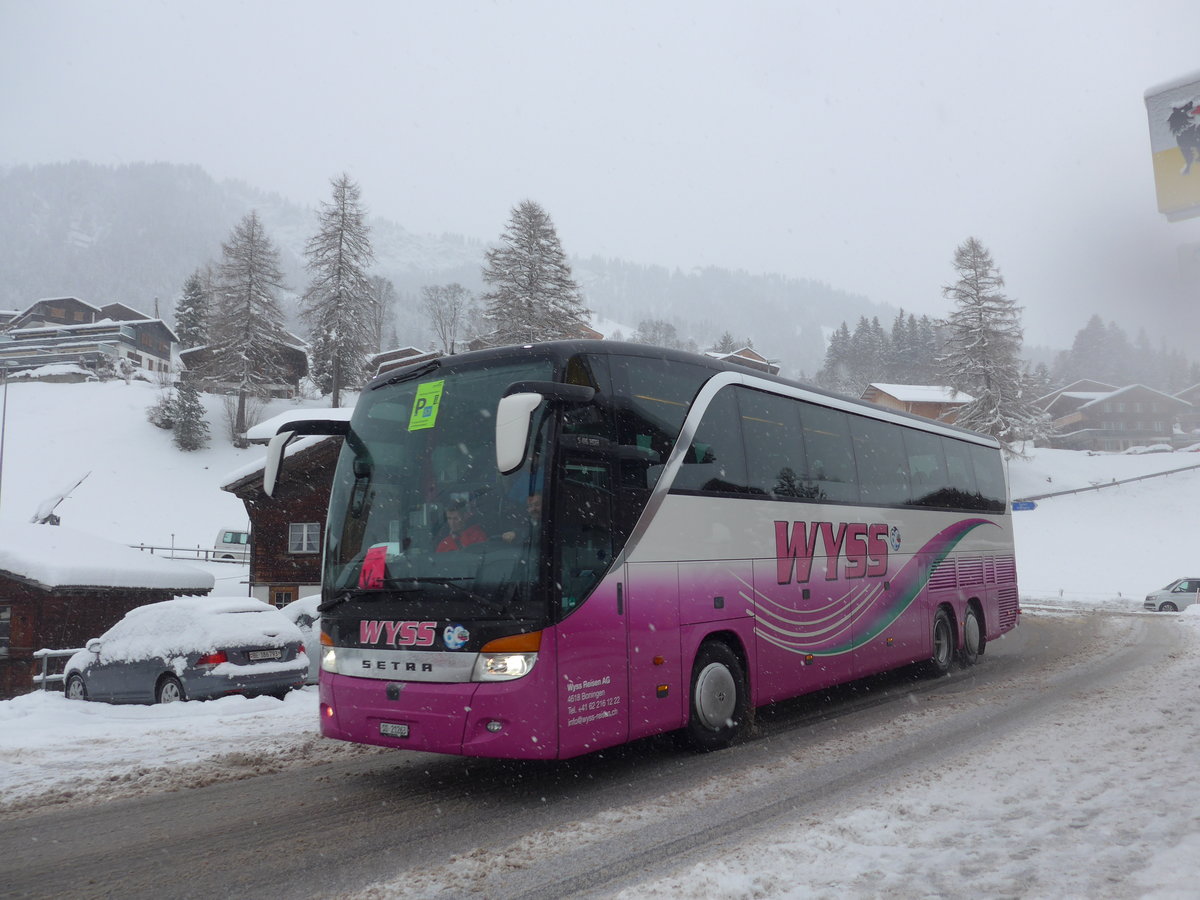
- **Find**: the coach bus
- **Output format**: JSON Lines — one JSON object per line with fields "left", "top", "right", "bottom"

{"left": 263, "top": 341, "right": 1019, "bottom": 759}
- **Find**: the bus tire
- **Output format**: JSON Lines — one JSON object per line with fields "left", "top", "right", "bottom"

{"left": 685, "top": 641, "right": 751, "bottom": 752}
{"left": 960, "top": 605, "right": 982, "bottom": 666}
{"left": 925, "top": 608, "right": 955, "bottom": 677}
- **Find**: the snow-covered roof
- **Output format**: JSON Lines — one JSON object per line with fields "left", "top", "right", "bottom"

{"left": 219, "top": 434, "right": 336, "bottom": 489}
{"left": 868, "top": 384, "right": 974, "bottom": 404}
{"left": 0, "top": 524, "right": 215, "bottom": 592}
{"left": 1077, "top": 384, "right": 1190, "bottom": 410}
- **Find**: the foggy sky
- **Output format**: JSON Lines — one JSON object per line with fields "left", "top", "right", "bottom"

{"left": 3, "top": 0, "right": 1200, "bottom": 348}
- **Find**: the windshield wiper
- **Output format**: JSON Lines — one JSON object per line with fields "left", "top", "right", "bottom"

{"left": 373, "top": 359, "right": 440, "bottom": 389}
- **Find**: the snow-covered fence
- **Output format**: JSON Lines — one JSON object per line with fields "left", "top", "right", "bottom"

{"left": 126, "top": 544, "right": 244, "bottom": 564}
{"left": 31, "top": 647, "right": 84, "bottom": 691}
{"left": 1014, "top": 460, "right": 1200, "bottom": 502}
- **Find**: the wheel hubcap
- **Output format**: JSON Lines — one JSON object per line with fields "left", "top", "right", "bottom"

{"left": 695, "top": 663, "right": 736, "bottom": 730}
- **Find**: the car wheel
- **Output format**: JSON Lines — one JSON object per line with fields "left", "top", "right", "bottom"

{"left": 1160, "top": 602, "right": 1178, "bottom": 612}
{"left": 925, "top": 608, "right": 955, "bottom": 676}
{"left": 685, "top": 640, "right": 751, "bottom": 752}
{"left": 960, "top": 606, "right": 982, "bottom": 667}
{"left": 156, "top": 675, "right": 186, "bottom": 704}
{"left": 65, "top": 673, "right": 88, "bottom": 701}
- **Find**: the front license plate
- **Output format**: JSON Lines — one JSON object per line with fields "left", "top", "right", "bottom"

{"left": 380, "top": 722, "right": 409, "bottom": 738}
{"left": 248, "top": 649, "right": 282, "bottom": 661}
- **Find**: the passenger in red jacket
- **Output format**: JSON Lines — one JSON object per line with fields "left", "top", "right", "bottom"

{"left": 436, "top": 503, "right": 488, "bottom": 552}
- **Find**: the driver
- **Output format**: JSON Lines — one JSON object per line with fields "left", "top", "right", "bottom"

{"left": 436, "top": 502, "right": 488, "bottom": 552}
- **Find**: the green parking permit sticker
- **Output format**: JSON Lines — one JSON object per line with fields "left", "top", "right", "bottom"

{"left": 408, "top": 380, "right": 445, "bottom": 431}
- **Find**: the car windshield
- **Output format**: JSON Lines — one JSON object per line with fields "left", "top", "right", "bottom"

{"left": 323, "top": 358, "right": 556, "bottom": 619}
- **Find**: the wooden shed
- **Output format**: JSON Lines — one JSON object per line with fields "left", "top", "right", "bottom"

{"left": 0, "top": 524, "right": 215, "bottom": 699}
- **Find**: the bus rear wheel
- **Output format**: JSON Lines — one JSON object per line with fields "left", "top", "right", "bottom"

{"left": 925, "top": 608, "right": 955, "bottom": 677}
{"left": 960, "top": 606, "right": 982, "bottom": 666}
{"left": 685, "top": 641, "right": 751, "bottom": 752}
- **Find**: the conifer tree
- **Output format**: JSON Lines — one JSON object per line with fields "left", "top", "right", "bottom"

{"left": 171, "top": 378, "right": 210, "bottom": 451}
{"left": 481, "top": 200, "right": 590, "bottom": 345}
{"left": 302, "top": 174, "right": 376, "bottom": 407}
{"left": 174, "top": 269, "right": 210, "bottom": 349}
{"left": 816, "top": 321, "right": 854, "bottom": 395}
{"left": 938, "top": 237, "right": 1050, "bottom": 453}
{"left": 208, "top": 210, "right": 289, "bottom": 442}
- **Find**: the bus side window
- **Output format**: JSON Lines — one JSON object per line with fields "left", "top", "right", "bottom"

{"left": 941, "top": 437, "right": 982, "bottom": 509}
{"left": 671, "top": 388, "right": 749, "bottom": 495}
{"left": 799, "top": 404, "right": 859, "bottom": 503}
{"left": 902, "top": 429, "right": 953, "bottom": 507}
{"left": 968, "top": 443, "right": 1008, "bottom": 512}
{"left": 739, "top": 388, "right": 816, "bottom": 500}
{"left": 850, "top": 416, "right": 909, "bottom": 506}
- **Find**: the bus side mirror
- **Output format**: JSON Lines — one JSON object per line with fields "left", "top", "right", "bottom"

{"left": 496, "top": 393, "right": 543, "bottom": 474}
{"left": 264, "top": 430, "right": 295, "bottom": 497}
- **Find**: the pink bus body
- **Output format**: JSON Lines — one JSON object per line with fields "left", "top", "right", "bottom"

{"left": 285, "top": 342, "right": 1019, "bottom": 760}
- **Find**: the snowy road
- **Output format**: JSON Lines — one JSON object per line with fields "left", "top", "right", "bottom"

{"left": 0, "top": 611, "right": 1167, "bottom": 900}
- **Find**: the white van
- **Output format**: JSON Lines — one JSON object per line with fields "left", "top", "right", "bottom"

{"left": 214, "top": 528, "right": 251, "bottom": 563}
{"left": 1143, "top": 578, "right": 1200, "bottom": 612}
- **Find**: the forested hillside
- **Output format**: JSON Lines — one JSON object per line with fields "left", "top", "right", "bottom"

{"left": 0, "top": 162, "right": 889, "bottom": 376}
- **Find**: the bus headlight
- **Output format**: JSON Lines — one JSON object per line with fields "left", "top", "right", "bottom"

{"left": 474, "top": 651, "right": 538, "bottom": 681}
{"left": 472, "top": 631, "right": 542, "bottom": 682}
{"left": 321, "top": 646, "right": 338, "bottom": 673}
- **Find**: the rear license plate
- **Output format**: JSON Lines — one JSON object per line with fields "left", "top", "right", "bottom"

{"left": 380, "top": 722, "right": 409, "bottom": 738}
{"left": 248, "top": 649, "right": 283, "bottom": 661}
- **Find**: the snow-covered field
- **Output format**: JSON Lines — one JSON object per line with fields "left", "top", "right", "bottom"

{"left": 3, "top": 378, "right": 1200, "bottom": 897}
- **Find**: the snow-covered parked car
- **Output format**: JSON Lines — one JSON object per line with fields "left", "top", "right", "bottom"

{"left": 280, "top": 593, "right": 321, "bottom": 684}
{"left": 63, "top": 596, "right": 308, "bottom": 704}
{"left": 1143, "top": 578, "right": 1200, "bottom": 613}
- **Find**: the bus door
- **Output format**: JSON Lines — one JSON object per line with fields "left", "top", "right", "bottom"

{"left": 552, "top": 452, "right": 629, "bottom": 758}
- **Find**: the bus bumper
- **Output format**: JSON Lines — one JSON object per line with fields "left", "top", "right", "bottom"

{"left": 319, "top": 673, "right": 558, "bottom": 759}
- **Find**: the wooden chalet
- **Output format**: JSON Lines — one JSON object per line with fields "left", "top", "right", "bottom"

{"left": 180, "top": 331, "right": 310, "bottom": 398}
{"left": 0, "top": 524, "right": 214, "bottom": 699}
{"left": 705, "top": 347, "right": 781, "bottom": 375}
{"left": 1174, "top": 384, "right": 1200, "bottom": 438}
{"left": 0, "top": 296, "right": 177, "bottom": 376}
{"left": 221, "top": 435, "right": 343, "bottom": 608}
{"left": 860, "top": 383, "right": 974, "bottom": 424}
{"left": 1036, "top": 383, "right": 1190, "bottom": 451}
{"left": 371, "top": 346, "right": 442, "bottom": 378}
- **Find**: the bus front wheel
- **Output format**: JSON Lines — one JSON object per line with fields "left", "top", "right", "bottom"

{"left": 685, "top": 641, "right": 751, "bottom": 752}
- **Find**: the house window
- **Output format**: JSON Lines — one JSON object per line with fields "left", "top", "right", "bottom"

{"left": 272, "top": 588, "right": 295, "bottom": 609}
{"left": 50, "top": 307, "right": 65, "bottom": 319}
{"left": 288, "top": 523, "right": 321, "bottom": 554}
{"left": 0, "top": 605, "right": 9, "bottom": 658}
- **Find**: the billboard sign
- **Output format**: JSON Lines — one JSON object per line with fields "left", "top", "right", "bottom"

{"left": 1146, "top": 70, "right": 1200, "bottom": 221}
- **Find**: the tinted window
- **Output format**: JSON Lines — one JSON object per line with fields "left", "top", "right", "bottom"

{"left": 850, "top": 415, "right": 910, "bottom": 506}
{"left": 798, "top": 403, "right": 858, "bottom": 503}
{"left": 968, "top": 443, "right": 1007, "bottom": 512}
{"left": 739, "top": 388, "right": 819, "bottom": 499}
{"left": 903, "top": 429, "right": 953, "bottom": 507}
{"left": 671, "top": 387, "right": 749, "bottom": 494}
{"left": 610, "top": 356, "right": 711, "bottom": 490}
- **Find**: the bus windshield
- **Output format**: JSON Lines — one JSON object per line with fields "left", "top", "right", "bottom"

{"left": 323, "top": 358, "right": 556, "bottom": 621}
